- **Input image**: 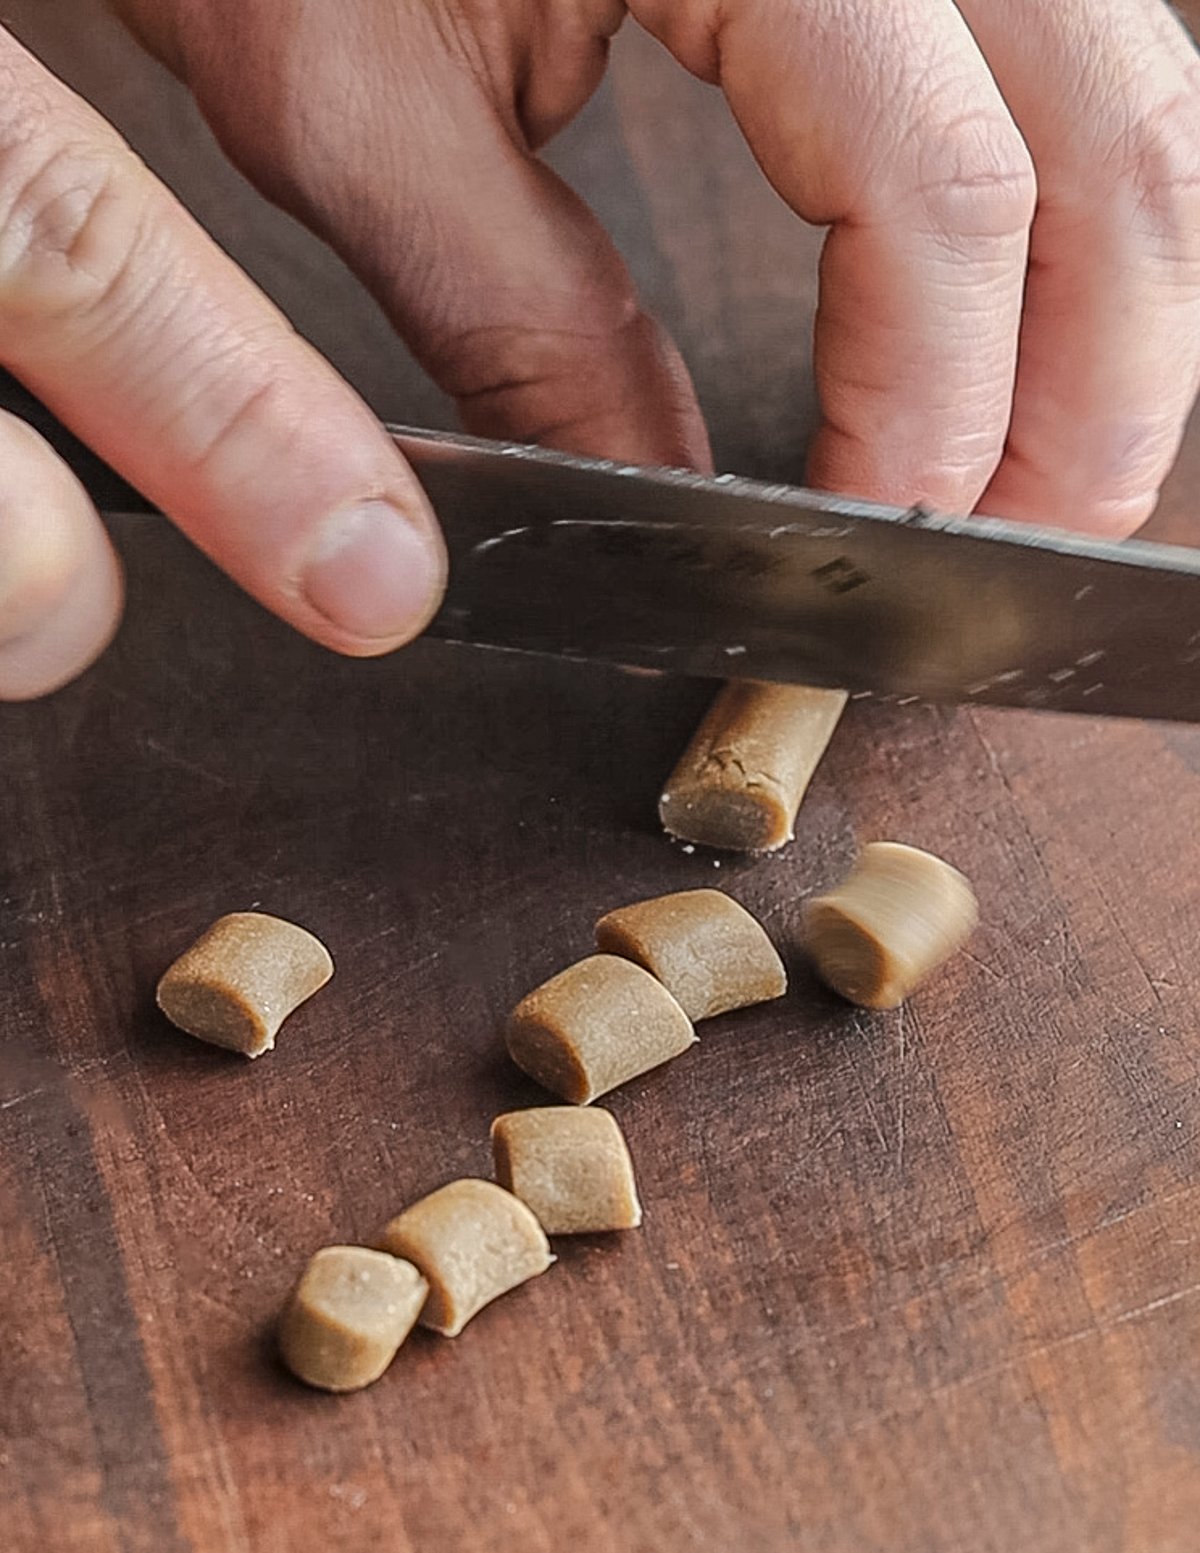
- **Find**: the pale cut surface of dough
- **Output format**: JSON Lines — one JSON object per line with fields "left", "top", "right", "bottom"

{"left": 492, "top": 1107, "right": 642, "bottom": 1234}
{"left": 278, "top": 1245, "right": 428, "bottom": 1392}
{"left": 156, "top": 911, "right": 333, "bottom": 1056}
{"left": 803, "top": 842, "right": 978, "bottom": 1009}
{"left": 659, "top": 682, "right": 848, "bottom": 852}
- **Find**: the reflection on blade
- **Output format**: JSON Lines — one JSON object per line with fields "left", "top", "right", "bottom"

{"left": 390, "top": 425, "right": 1200, "bottom": 724}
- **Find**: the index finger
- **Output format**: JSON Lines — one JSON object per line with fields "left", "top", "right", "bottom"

{"left": 634, "top": 0, "right": 1036, "bottom": 512}
{"left": 0, "top": 30, "right": 445, "bottom": 658}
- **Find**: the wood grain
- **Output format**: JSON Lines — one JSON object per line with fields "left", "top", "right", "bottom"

{"left": 3, "top": 5, "right": 1200, "bottom": 1551}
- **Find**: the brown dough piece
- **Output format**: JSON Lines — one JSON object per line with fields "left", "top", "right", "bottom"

{"left": 803, "top": 842, "right": 978, "bottom": 1009}
{"left": 595, "top": 888, "right": 786, "bottom": 1021}
{"left": 491, "top": 1107, "right": 642, "bottom": 1234}
{"left": 506, "top": 954, "right": 696, "bottom": 1104}
{"left": 156, "top": 911, "right": 333, "bottom": 1056}
{"left": 377, "top": 1179, "right": 553, "bottom": 1337}
{"left": 659, "top": 681, "right": 848, "bottom": 851}
{"left": 278, "top": 1245, "right": 428, "bottom": 1392}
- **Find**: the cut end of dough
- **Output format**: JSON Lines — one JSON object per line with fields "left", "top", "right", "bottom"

{"left": 155, "top": 978, "right": 269, "bottom": 1055}
{"left": 658, "top": 785, "right": 788, "bottom": 852}
{"left": 278, "top": 1245, "right": 428, "bottom": 1392}
{"left": 803, "top": 842, "right": 978, "bottom": 1009}
{"left": 156, "top": 911, "right": 334, "bottom": 1056}
{"left": 505, "top": 1009, "right": 595, "bottom": 1104}
{"left": 659, "top": 682, "right": 848, "bottom": 853}
{"left": 802, "top": 901, "right": 899, "bottom": 1009}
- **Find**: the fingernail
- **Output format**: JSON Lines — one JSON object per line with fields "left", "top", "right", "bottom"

{"left": 302, "top": 501, "right": 443, "bottom": 641}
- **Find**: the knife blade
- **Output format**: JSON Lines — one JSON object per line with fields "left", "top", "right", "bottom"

{"left": 390, "top": 425, "right": 1200, "bottom": 724}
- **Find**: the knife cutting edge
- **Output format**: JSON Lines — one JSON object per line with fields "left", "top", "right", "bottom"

{"left": 102, "top": 426, "right": 1200, "bottom": 724}
{"left": 387, "top": 424, "right": 1200, "bottom": 725}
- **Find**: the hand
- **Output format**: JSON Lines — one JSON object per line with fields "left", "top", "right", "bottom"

{"left": 3, "top": 1, "right": 1198, "bottom": 699}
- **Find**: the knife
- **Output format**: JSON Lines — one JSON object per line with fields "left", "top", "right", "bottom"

{"left": 388, "top": 425, "right": 1200, "bottom": 724}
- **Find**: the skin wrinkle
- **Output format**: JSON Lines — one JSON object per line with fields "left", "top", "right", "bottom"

{"left": 432, "top": 0, "right": 623, "bottom": 148}
{"left": 1120, "top": 94, "right": 1200, "bottom": 245}
{"left": 519, "top": 0, "right": 626, "bottom": 145}
{"left": 950, "top": 0, "right": 1200, "bottom": 530}
{"left": 442, "top": 311, "right": 657, "bottom": 415}
{"left": 431, "top": 2, "right": 535, "bottom": 148}
{"left": 0, "top": 140, "right": 149, "bottom": 319}
{"left": 226, "top": 24, "right": 648, "bottom": 411}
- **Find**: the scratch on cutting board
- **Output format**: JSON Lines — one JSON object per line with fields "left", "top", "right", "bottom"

{"left": 0, "top": 1088, "right": 44, "bottom": 1112}
{"left": 960, "top": 949, "right": 1003, "bottom": 983}
{"left": 142, "top": 737, "right": 237, "bottom": 791}
{"left": 848, "top": 1023, "right": 889, "bottom": 1155}
{"left": 848, "top": 1278, "right": 1200, "bottom": 1437}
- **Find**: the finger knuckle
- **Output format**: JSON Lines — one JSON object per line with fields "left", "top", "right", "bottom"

{"left": 420, "top": 245, "right": 647, "bottom": 426}
{"left": 1108, "top": 92, "right": 1200, "bottom": 256}
{"left": 174, "top": 371, "right": 289, "bottom": 478}
{"left": 1005, "top": 419, "right": 1179, "bottom": 539}
{"left": 0, "top": 121, "right": 149, "bottom": 323}
{"left": 629, "top": 0, "right": 722, "bottom": 80}
{"left": 912, "top": 111, "right": 1037, "bottom": 246}
{"left": 432, "top": 305, "right": 662, "bottom": 447}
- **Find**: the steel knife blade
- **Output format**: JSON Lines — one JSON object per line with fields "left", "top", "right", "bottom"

{"left": 389, "top": 425, "right": 1200, "bottom": 724}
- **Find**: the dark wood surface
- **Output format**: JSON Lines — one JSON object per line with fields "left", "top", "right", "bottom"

{"left": 4, "top": 6, "right": 1200, "bottom": 1551}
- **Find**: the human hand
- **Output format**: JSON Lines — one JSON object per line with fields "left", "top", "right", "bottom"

{"left": 4, "top": 1, "right": 1198, "bottom": 699}
{"left": 113, "top": 0, "right": 1200, "bottom": 531}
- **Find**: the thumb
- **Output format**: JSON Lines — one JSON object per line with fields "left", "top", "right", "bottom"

{"left": 0, "top": 29, "right": 447, "bottom": 660}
